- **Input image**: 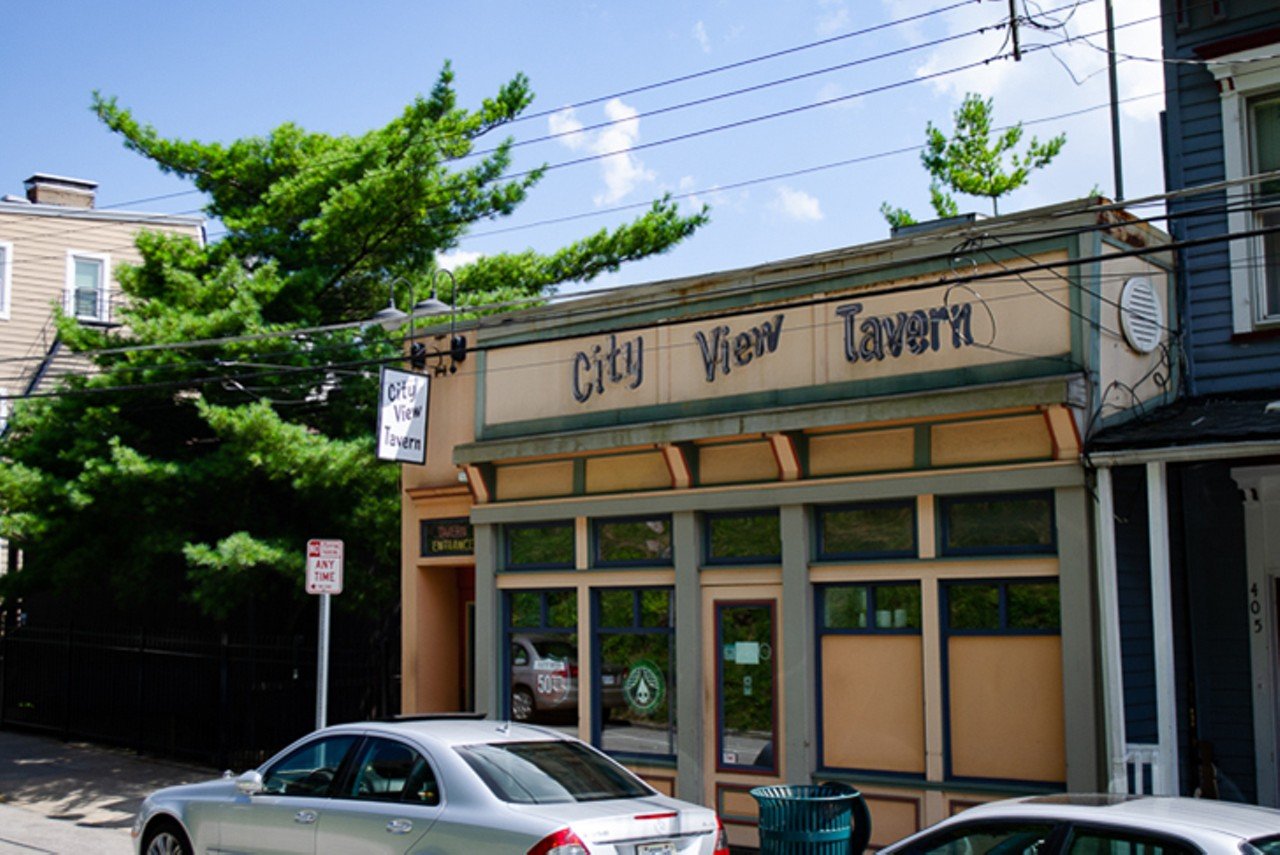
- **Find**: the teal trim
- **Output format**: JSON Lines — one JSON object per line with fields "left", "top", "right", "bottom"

{"left": 456, "top": 375, "right": 1078, "bottom": 466}
{"left": 914, "top": 425, "right": 931, "bottom": 469}
{"left": 474, "top": 349, "right": 488, "bottom": 437}
{"left": 814, "top": 771, "right": 1061, "bottom": 796}
{"left": 478, "top": 357, "right": 1077, "bottom": 441}
{"left": 470, "top": 463, "right": 1086, "bottom": 525}
{"left": 1070, "top": 232, "right": 1090, "bottom": 370}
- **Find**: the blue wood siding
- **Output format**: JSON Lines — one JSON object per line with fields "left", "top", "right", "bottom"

{"left": 1171, "top": 462, "right": 1257, "bottom": 802}
{"left": 1162, "top": 1, "right": 1280, "bottom": 393}
{"left": 1113, "top": 466, "right": 1158, "bottom": 745}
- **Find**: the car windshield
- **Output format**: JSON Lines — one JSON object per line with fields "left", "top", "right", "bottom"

{"left": 1246, "top": 836, "right": 1280, "bottom": 855}
{"left": 533, "top": 640, "right": 575, "bottom": 661}
{"left": 456, "top": 740, "right": 653, "bottom": 804}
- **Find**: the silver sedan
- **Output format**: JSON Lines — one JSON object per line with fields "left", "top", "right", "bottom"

{"left": 878, "top": 793, "right": 1280, "bottom": 855}
{"left": 132, "top": 717, "right": 728, "bottom": 855}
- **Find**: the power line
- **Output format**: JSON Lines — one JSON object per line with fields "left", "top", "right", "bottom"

{"left": 7, "top": 208, "right": 1277, "bottom": 404}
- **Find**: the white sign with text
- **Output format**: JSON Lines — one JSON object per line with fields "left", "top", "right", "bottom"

{"left": 377, "top": 367, "right": 430, "bottom": 464}
{"left": 305, "top": 539, "right": 344, "bottom": 595}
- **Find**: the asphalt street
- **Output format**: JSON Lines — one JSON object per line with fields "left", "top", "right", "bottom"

{"left": 0, "top": 729, "right": 214, "bottom": 854}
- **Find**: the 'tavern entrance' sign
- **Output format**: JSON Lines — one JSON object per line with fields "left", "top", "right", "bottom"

{"left": 306, "top": 539, "right": 344, "bottom": 595}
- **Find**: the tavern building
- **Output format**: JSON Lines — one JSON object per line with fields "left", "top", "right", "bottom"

{"left": 398, "top": 197, "right": 1174, "bottom": 849}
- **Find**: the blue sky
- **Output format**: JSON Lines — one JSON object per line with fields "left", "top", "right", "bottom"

{"left": 2, "top": 0, "right": 1164, "bottom": 295}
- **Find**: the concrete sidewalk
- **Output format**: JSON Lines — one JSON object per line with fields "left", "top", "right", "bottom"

{"left": 0, "top": 728, "right": 215, "bottom": 853}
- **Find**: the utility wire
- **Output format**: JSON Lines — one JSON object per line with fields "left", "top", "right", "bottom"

{"left": 6, "top": 213, "right": 1276, "bottom": 404}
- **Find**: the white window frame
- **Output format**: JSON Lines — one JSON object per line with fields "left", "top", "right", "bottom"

{"left": 65, "top": 250, "right": 110, "bottom": 323}
{"left": 1209, "top": 47, "right": 1280, "bottom": 333}
{"left": 0, "top": 240, "right": 12, "bottom": 320}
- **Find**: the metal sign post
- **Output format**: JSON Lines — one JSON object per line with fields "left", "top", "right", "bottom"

{"left": 306, "top": 539, "right": 344, "bottom": 729}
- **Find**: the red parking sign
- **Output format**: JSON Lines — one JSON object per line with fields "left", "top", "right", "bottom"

{"left": 306, "top": 539, "right": 344, "bottom": 595}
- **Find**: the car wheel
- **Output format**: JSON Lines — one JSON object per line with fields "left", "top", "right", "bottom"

{"left": 512, "top": 686, "right": 535, "bottom": 721}
{"left": 143, "top": 820, "right": 193, "bottom": 855}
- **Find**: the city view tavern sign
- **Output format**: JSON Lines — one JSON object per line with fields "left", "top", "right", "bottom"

{"left": 482, "top": 270, "right": 1071, "bottom": 429}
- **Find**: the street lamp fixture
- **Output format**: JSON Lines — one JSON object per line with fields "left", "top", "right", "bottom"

{"left": 372, "top": 270, "right": 466, "bottom": 374}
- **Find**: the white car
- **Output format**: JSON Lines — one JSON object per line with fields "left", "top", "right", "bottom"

{"left": 133, "top": 717, "right": 728, "bottom": 855}
{"left": 878, "top": 794, "right": 1280, "bottom": 855}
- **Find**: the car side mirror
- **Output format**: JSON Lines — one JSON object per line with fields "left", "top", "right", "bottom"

{"left": 236, "top": 770, "right": 264, "bottom": 795}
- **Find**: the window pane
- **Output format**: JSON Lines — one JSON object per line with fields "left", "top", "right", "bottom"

{"left": 949, "top": 585, "right": 1000, "bottom": 630}
{"left": 507, "top": 523, "right": 574, "bottom": 568}
{"left": 546, "top": 591, "right": 577, "bottom": 628}
{"left": 707, "top": 512, "right": 781, "bottom": 562}
{"left": 639, "top": 588, "right": 671, "bottom": 628}
{"left": 875, "top": 584, "right": 922, "bottom": 630}
{"left": 1008, "top": 582, "right": 1061, "bottom": 630}
{"left": 718, "top": 604, "right": 775, "bottom": 770}
{"left": 506, "top": 590, "right": 578, "bottom": 736}
{"left": 1255, "top": 97, "right": 1280, "bottom": 198}
{"left": 1264, "top": 208, "right": 1280, "bottom": 318}
{"left": 74, "top": 257, "right": 102, "bottom": 318}
{"left": 347, "top": 739, "right": 430, "bottom": 803}
{"left": 457, "top": 740, "right": 651, "bottom": 804}
{"left": 820, "top": 503, "right": 915, "bottom": 558}
{"left": 595, "top": 518, "right": 671, "bottom": 565}
{"left": 597, "top": 588, "right": 675, "bottom": 758}
{"left": 1067, "top": 830, "right": 1195, "bottom": 855}
{"left": 903, "top": 823, "right": 1058, "bottom": 855}
{"left": 262, "top": 735, "right": 357, "bottom": 796}
{"left": 824, "top": 586, "right": 868, "bottom": 629}
{"left": 944, "top": 493, "right": 1054, "bottom": 553}
{"left": 510, "top": 591, "right": 541, "bottom": 627}
{"left": 599, "top": 589, "right": 632, "bottom": 628}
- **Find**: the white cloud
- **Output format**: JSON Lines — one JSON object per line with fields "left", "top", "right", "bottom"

{"left": 436, "top": 250, "right": 482, "bottom": 271}
{"left": 878, "top": 0, "right": 1165, "bottom": 205}
{"left": 693, "top": 20, "right": 711, "bottom": 53}
{"left": 549, "top": 98, "right": 655, "bottom": 205}
{"left": 773, "top": 185, "right": 824, "bottom": 221}
{"left": 816, "top": 0, "right": 850, "bottom": 36}
{"left": 548, "top": 107, "right": 587, "bottom": 151}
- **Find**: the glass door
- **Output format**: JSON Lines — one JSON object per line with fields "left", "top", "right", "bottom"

{"left": 716, "top": 601, "right": 778, "bottom": 773}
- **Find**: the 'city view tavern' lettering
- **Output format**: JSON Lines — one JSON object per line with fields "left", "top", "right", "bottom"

{"left": 695, "top": 313, "right": 784, "bottom": 382}
{"left": 572, "top": 333, "right": 644, "bottom": 403}
{"left": 836, "top": 300, "right": 974, "bottom": 362}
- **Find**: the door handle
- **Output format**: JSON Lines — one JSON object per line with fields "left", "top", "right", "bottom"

{"left": 294, "top": 809, "right": 318, "bottom": 825}
{"left": 386, "top": 818, "right": 414, "bottom": 835}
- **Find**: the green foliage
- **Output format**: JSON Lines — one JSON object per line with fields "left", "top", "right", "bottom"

{"left": 1, "top": 63, "right": 708, "bottom": 626}
{"left": 880, "top": 92, "right": 1066, "bottom": 225}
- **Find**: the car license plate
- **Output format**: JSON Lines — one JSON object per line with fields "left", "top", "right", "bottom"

{"left": 637, "top": 844, "right": 674, "bottom": 855}
{"left": 602, "top": 675, "right": 617, "bottom": 685}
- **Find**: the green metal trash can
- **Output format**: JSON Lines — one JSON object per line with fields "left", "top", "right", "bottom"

{"left": 749, "top": 782, "right": 872, "bottom": 854}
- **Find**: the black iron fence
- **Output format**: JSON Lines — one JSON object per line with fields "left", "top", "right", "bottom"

{"left": 0, "top": 622, "right": 398, "bottom": 770}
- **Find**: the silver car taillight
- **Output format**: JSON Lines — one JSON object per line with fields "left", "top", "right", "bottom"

{"left": 527, "top": 827, "right": 590, "bottom": 855}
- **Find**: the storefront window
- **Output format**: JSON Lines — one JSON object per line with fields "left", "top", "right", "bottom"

{"left": 705, "top": 510, "right": 781, "bottom": 564}
{"left": 816, "top": 583, "right": 924, "bottom": 774}
{"left": 816, "top": 501, "right": 916, "bottom": 560}
{"left": 594, "top": 588, "right": 675, "bottom": 759}
{"left": 940, "top": 492, "right": 1055, "bottom": 556}
{"left": 822, "top": 582, "right": 921, "bottom": 631}
{"left": 506, "top": 522, "right": 575, "bottom": 569}
{"left": 943, "top": 579, "right": 1064, "bottom": 783}
{"left": 593, "top": 516, "right": 672, "bottom": 567}
{"left": 945, "top": 580, "right": 1060, "bottom": 633}
{"left": 504, "top": 589, "right": 578, "bottom": 736}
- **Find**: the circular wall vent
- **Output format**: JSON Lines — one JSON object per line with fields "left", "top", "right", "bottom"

{"left": 1120, "top": 276, "right": 1163, "bottom": 354}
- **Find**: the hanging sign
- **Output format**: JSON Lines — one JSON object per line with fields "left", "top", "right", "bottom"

{"left": 377, "top": 367, "right": 430, "bottom": 464}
